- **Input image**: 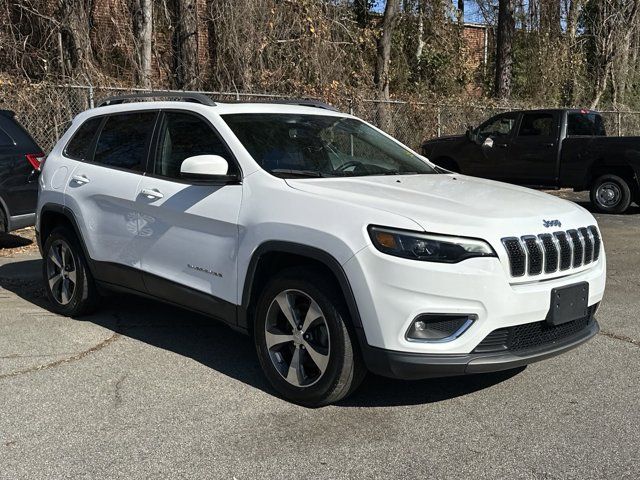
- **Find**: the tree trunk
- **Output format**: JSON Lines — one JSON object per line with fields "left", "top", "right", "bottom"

{"left": 57, "top": 0, "right": 94, "bottom": 78}
{"left": 416, "top": 0, "right": 425, "bottom": 63}
{"left": 540, "top": 0, "right": 561, "bottom": 38}
{"left": 131, "top": 0, "right": 153, "bottom": 89}
{"left": 494, "top": 0, "right": 515, "bottom": 99}
{"left": 354, "top": 0, "right": 370, "bottom": 28}
{"left": 375, "top": 0, "right": 400, "bottom": 131}
{"left": 173, "top": 0, "right": 200, "bottom": 89}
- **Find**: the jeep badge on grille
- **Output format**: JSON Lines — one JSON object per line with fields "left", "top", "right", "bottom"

{"left": 543, "top": 219, "right": 562, "bottom": 228}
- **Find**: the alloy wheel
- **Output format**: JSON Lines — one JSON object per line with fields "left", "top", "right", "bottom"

{"left": 46, "top": 239, "right": 77, "bottom": 305}
{"left": 264, "top": 289, "right": 331, "bottom": 387}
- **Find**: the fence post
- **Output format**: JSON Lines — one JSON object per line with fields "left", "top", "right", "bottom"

{"left": 436, "top": 106, "right": 441, "bottom": 137}
{"left": 88, "top": 84, "right": 94, "bottom": 109}
{"left": 349, "top": 98, "right": 354, "bottom": 116}
{"left": 617, "top": 111, "right": 622, "bottom": 136}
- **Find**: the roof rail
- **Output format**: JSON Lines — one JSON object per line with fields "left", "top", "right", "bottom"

{"left": 269, "top": 99, "right": 340, "bottom": 112}
{"left": 98, "top": 91, "right": 216, "bottom": 107}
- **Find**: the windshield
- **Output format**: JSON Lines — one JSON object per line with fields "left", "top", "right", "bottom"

{"left": 222, "top": 113, "right": 436, "bottom": 178}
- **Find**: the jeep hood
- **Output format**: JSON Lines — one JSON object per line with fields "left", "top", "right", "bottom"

{"left": 285, "top": 174, "right": 595, "bottom": 239}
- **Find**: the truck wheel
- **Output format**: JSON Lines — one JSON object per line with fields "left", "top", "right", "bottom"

{"left": 254, "top": 268, "right": 365, "bottom": 407}
{"left": 590, "top": 174, "right": 632, "bottom": 214}
{"left": 42, "top": 227, "right": 99, "bottom": 317}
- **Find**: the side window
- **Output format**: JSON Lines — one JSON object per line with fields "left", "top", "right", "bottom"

{"left": 64, "top": 117, "right": 103, "bottom": 160}
{"left": 518, "top": 113, "right": 554, "bottom": 137}
{"left": 477, "top": 114, "right": 517, "bottom": 141}
{"left": 0, "top": 127, "right": 14, "bottom": 147}
{"left": 567, "top": 113, "right": 606, "bottom": 136}
{"left": 94, "top": 112, "right": 157, "bottom": 171}
{"left": 154, "top": 111, "right": 235, "bottom": 178}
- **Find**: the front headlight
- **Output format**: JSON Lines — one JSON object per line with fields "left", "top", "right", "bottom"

{"left": 368, "top": 226, "right": 496, "bottom": 263}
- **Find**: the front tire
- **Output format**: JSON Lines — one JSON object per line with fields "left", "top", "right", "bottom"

{"left": 42, "top": 227, "right": 99, "bottom": 317}
{"left": 254, "top": 268, "right": 365, "bottom": 407}
{"left": 0, "top": 207, "right": 6, "bottom": 234}
{"left": 590, "top": 174, "right": 632, "bottom": 214}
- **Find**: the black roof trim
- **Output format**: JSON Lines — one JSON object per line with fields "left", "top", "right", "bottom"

{"left": 98, "top": 91, "right": 217, "bottom": 107}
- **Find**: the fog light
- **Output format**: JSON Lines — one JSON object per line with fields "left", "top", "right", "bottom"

{"left": 406, "top": 314, "right": 476, "bottom": 342}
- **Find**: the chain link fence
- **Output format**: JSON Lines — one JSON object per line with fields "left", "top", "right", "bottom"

{"left": 2, "top": 83, "right": 640, "bottom": 153}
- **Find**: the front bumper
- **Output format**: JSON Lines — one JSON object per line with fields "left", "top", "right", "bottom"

{"left": 359, "top": 318, "right": 599, "bottom": 380}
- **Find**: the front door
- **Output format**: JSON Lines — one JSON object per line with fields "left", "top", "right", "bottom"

{"left": 465, "top": 112, "right": 518, "bottom": 180}
{"left": 136, "top": 111, "right": 242, "bottom": 320}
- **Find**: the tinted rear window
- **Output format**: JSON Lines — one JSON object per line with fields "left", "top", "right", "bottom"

{"left": 567, "top": 113, "right": 606, "bottom": 136}
{"left": 65, "top": 117, "right": 103, "bottom": 160}
{"left": 94, "top": 112, "right": 157, "bottom": 170}
{"left": 0, "top": 127, "right": 14, "bottom": 146}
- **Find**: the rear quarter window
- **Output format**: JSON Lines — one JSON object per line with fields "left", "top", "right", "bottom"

{"left": 65, "top": 117, "right": 103, "bottom": 160}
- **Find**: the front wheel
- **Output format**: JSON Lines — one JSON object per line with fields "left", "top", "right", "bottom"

{"left": 254, "top": 268, "right": 365, "bottom": 407}
{"left": 590, "top": 174, "right": 633, "bottom": 214}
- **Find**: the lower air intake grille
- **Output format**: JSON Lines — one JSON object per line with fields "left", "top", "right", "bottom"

{"left": 473, "top": 306, "right": 596, "bottom": 354}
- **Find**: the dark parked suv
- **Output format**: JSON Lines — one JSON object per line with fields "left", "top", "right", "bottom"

{"left": 0, "top": 110, "right": 44, "bottom": 233}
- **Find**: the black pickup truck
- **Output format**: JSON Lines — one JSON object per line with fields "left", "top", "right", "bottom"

{"left": 421, "top": 109, "right": 640, "bottom": 213}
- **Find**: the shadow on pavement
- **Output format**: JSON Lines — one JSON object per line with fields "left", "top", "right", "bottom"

{"left": 0, "top": 257, "right": 522, "bottom": 407}
{"left": 0, "top": 232, "right": 34, "bottom": 249}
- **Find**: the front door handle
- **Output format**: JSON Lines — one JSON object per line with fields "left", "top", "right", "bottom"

{"left": 495, "top": 143, "right": 508, "bottom": 148}
{"left": 71, "top": 174, "right": 90, "bottom": 184}
{"left": 542, "top": 143, "right": 554, "bottom": 147}
{"left": 141, "top": 188, "right": 164, "bottom": 200}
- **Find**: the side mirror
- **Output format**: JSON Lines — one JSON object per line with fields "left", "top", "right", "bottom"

{"left": 482, "top": 137, "right": 494, "bottom": 148}
{"left": 465, "top": 126, "right": 476, "bottom": 143}
{"left": 180, "top": 155, "right": 239, "bottom": 183}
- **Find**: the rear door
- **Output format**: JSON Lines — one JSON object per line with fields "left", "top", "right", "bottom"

{"left": 507, "top": 111, "right": 560, "bottom": 185}
{"left": 136, "top": 110, "right": 242, "bottom": 319}
{"left": 65, "top": 110, "right": 158, "bottom": 288}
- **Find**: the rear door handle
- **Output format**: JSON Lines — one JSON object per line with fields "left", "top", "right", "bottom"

{"left": 543, "top": 143, "right": 554, "bottom": 147}
{"left": 141, "top": 188, "right": 164, "bottom": 200}
{"left": 71, "top": 174, "right": 90, "bottom": 184}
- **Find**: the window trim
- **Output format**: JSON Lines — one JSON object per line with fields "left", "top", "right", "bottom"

{"left": 145, "top": 108, "right": 243, "bottom": 185}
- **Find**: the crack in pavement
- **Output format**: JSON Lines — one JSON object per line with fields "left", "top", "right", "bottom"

{"left": 599, "top": 330, "right": 640, "bottom": 348}
{"left": 0, "top": 331, "right": 120, "bottom": 380}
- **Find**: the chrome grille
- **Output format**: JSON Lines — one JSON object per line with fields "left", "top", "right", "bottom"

{"left": 502, "top": 225, "right": 601, "bottom": 278}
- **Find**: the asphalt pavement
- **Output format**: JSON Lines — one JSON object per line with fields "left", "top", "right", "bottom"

{"left": 0, "top": 191, "right": 638, "bottom": 479}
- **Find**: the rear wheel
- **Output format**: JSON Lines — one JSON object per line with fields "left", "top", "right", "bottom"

{"left": 254, "top": 269, "right": 365, "bottom": 407}
{"left": 42, "top": 227, "right": 99, "bottom": 317}
{"left": 590, "top": 174, "right": 632, "bottom": 214}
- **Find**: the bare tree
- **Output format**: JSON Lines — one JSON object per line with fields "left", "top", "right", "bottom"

{"left": 172, "top": 0, "right": 200, "bottom": 89}
{"left": 57, "top": 0, "right": 94, "bottom": 78}
{"left": 494, "top": 0, "right": 516, "bottom": 99}
{"left": 131, "top": 0, "right": 153, "bottom": 89}
{"left": 375, "top": 0, "right": 400, "bottom": 130}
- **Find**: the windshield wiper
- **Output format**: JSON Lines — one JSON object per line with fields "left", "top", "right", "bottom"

{"left": 271, "top": 169, "right": 324, "bottom": 178}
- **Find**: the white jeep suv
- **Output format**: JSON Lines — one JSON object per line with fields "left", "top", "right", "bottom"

{"left": 36, "top": 93, "right": 606, "bottom": 406}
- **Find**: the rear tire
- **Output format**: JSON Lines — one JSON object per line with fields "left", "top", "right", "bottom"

{"left": 42, "top": 227, "right": 99, "bottom": 317}
{"left": 590, "top": 174, "right": 632, "bottom": 214}
{"left": 254, "top": 268, "right": 365, "bottom": 407}
{"left": 0, "top": 207, "right": 6, "bottom": 233}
